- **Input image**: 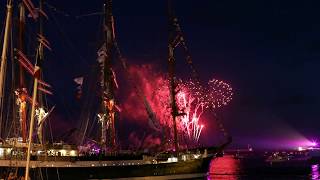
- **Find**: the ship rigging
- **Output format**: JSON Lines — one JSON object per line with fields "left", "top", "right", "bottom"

{"left": 0, "top": 0, "right": 233, "bottom": 179}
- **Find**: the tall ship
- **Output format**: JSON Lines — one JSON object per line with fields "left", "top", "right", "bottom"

{"left": 0, "top": 0, "right": 233, "bottom": 179}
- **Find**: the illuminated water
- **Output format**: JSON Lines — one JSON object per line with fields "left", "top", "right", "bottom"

{"left": 208, "top": 155, "right": 319, "bottom": 180}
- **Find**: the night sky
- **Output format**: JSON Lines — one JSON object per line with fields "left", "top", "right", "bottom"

{"left": 1, "top": 0, "right": 320, "bottom": 149}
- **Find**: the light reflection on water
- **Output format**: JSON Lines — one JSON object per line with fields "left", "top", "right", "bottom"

{"left": 207, "top": 155, "right": 239, "bottom": 180}
{"left": 311, "top": 164, "right": 319, "bottom": 180}
{"left": 207, "top": 155, "right": 320, "bottom": 180}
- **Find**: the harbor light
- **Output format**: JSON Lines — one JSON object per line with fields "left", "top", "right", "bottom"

{"left": 70, "top": 150, "right": 76, "bottom": 156}
{"left": 59, "top": 150, "right": 67, "bottom": 156}
{"left": 193, "top": 154, "right": 201, "bottom": 159}
{"left": 311, "top": 141, "right": 318, "bottom": 147}
{"left": 167, "top": 157, "right": 178, "bottom": 162}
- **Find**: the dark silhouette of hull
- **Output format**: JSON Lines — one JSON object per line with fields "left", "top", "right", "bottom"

{"left": 0, "top": 156, "right": 213, "bottom": 179}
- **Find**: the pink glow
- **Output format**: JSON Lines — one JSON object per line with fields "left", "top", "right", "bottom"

{"left": 310, "top": 141, "right": 318, "bottom": 147}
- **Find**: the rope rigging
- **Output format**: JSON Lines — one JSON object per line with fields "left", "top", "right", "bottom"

{"left": 167, "top": 0, "right": 231, "bottom": 149}
{"left": 34, "top": 0, "right": 231, "bottom": 150}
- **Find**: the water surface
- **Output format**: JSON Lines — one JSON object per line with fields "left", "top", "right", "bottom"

{"left": 208, "top": 155, "right": 319, "bottom": 180}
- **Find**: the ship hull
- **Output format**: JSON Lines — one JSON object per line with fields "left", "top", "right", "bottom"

{"left": 0, "top": 156, "right": 212, "bottom": 179}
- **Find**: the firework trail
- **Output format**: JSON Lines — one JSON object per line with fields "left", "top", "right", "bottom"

{"left": 176, "top": 86, "right": 204, "bottom": 142}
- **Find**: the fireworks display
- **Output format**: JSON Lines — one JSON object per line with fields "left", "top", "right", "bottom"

{"left": 206, "top": 79, "right": 233, "bottom": 109}
{"left": 122, "top": 64, "right": 233, "bottom": 144}
{"left": 176, "top": 90, "right": 205, "bottom": 142}
{"left": 179, "top": 79, "right": 233, "bottom": 109}
{"left": 159, "top": 79, "right": 233, "bottom": 142}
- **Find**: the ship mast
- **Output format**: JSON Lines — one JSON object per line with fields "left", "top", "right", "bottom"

{"left": 168, "top": 0, "right": 179, "bottom": 155}
{"left": 98, "top": 0, "right": 117, "bottom": 152}
{"left": 17, "top": 1, "right": 27, "bottom": 143}
{"left": 25, "top": 0, "right": 45, "bottom": 178}
{"left": 0, "top": 0, "right": 13, "bottom": 138}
